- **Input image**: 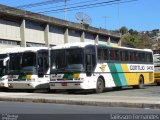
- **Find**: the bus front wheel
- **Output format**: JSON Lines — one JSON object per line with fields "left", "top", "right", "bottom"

{"left": 95, "top": 78, "right": 104, "bottom": 93}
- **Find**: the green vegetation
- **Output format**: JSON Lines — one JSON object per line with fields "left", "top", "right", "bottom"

{"left": 119, "top": 26, "right": 153, "bottom": 49}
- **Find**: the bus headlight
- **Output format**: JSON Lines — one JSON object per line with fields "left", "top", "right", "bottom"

{"left": 27, "top": 78, "right": 35, "bottom": 81}
{"left": 8, "top": 79, "right": 12, "bottom": 81}
{"left": 74, "top": 78, "right": 84, "bottom": 80}
{"left": 0, "top": 78, "right": 5, "bottom": 81}
{"left": 0, "top": 83, "right": 4, "bottom": 86}
{"left": 51, "top": 79, "right": 56, "bottom": 81}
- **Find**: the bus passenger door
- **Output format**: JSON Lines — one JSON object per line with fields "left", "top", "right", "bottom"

{"left": 37, "top": 51, "right": 49, "bottom": 78}
{"left": 85, "top": 46, "right": 96, "bottom": 77}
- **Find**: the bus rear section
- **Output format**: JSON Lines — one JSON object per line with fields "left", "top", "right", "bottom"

{"left": 8, "top": 47, "right": 50, "bottom": 91}
{"left": 0, "top": 47, "right": 19, "bottom": 89}
{"left": 0, "top": 54, "right": 9, "bottom": 88}
{"left": 153, "top": 54, "right": 160, "bottom": 85}
{"left": 49, "top": 43, "right": 154, "bottom": 93}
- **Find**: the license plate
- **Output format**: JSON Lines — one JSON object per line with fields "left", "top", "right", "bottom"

{"left": 61, "top": 83, "right": 67, "bottom": 86}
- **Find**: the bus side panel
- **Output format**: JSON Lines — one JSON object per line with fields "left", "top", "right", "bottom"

{"left": 121, "top": 64, "right": 154, "bottom": 86}
{"left": 121, "top": 64, "right": 138, "bottom": 85}
{"left": 108, "top": 63, "right": 129, "bottom": 87}
{"left": 95, "top": 63, "right": 116, "bottom": 88}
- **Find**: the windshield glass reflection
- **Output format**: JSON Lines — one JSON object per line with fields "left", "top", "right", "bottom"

{"left": 51, "top": 48, "right": 84, "bottom": 73}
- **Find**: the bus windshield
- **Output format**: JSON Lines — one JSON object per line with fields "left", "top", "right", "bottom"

{"left": 9, "top": 52, "right": 37, "bottom": 74}
{"left": 0, "top": 54, "right": 8, "bottom": 60}
{"left": 21, "top": 52, "right": 37, "bottom": 74}
{"left": 0, "top": 60, "right": 5, "bottom": 77}
{"left": 0, "top": 54, "right": 8, "bottom": 77}
{"left": 51, "top": 48, "right": 84, "bottom": 73}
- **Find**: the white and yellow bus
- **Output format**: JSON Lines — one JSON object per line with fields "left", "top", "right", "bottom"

{"left": 153, "top": 50, "right": 160, "bottom": 85}
{"left": 49, "top": 42, "right": 154, "bottom": 93}
{"left": 8, "top": 47, "right": 50, "bottom": 91}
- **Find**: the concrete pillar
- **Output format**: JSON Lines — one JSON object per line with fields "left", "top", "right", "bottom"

{"left": 44, "top": 24, "right": 49, "bottom": 47}
{"left": 80, "top": 31, "right": 85, "bottom": 42}
{"left": 20, "top": 19, "right": 26, "bottom": 47}
{"left": 64, "top": 28, "right": 68, "bottom": 43}
{"left": 95, "top": 34, "right": 99, "bottom": 44}
{"left": 118, "top": 39, "right": 121, "bottom": 46}
{"left": 118, "top": 33, "right": 122, "bottom": 46}
{"left": 107, "top": 36, "right": 111, "bottom": 45}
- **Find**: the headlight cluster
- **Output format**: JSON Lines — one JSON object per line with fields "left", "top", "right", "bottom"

{"left": 27, "top": 78, "right": 35, "bottom": 81}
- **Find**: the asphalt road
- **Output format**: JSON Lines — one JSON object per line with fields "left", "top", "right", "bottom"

{"left": 0, "top": 85, "right": 160, "bottom": 113}
{"left": 1, "top": 83, "right": 159, "bottom": 96}
{"left": 0, "top": 101, "right": 160, "bottom": 120}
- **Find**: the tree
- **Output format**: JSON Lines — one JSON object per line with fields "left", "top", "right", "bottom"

{"left": 137, "top": 33, "right": 153, "bottom": 49}
{"left": 128, "top": 29, "right": 138, "bottom": 35}
{"left": 121, "top": 34, "right": 139, "bottom": 48}
{"left": 119, "top": 26, "right": 128, "bottom": 35}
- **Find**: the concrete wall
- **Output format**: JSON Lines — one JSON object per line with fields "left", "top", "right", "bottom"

{"left": 0, "top": 18, "right": 20, "bottom": 41}
{"left": 0, "top": 18, "right": 120, "bottom": 48}
{"left": 68, "top": 29, "right": 81, "bottom": 43}
{"left": 0, "top": 4, "right": 120, "bottom": 48}
{"left": 84, "top": 32, "right": 95, "bottom": 43}
{"left": 49, "top": 26, "right": 64, "bottom": 45}
{"left": 25, "top": 20, "right": 45, "bottom": 44}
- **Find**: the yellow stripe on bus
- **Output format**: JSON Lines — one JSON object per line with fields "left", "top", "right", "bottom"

{"left": 121, "top": 64, "right": 138, "bottom": 85}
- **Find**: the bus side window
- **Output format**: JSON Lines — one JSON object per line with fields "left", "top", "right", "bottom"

{"left": 97, "top": 48, "right": 103, "bottom": 61}
{"left": 130, "top": 52, "right": 136, "bottom": 62}
{"left": 138, "top": 53, "right": 145, "bottom": 62}
{"left": 146, "top": 53, "right": 153, "bottom": 63}
{"left": 98, "top": 48, "right": 108, "bottom": 62}
{"left": 125, "top": 51, "right": 129, "bottom": 61}
{"left": 130, "top": 52, "right": 133, "bottom": 61}
{"left": 104, "top": 49, "right": 108, "bottom": 61}
{"left": 110, "top": 50, "right": 115, "bottom": 61}
{"left": 115, "top": 50, "right": 119, "bottom": 61}
{"left": 120, "top": 51, "right": 129, "bottom": 62}
{"left": 120, "top": 51, "right": 125, "bottom": 61}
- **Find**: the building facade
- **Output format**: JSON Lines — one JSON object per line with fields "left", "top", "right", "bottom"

{"left": 0, "top": 4, "right": 121, "bottom": 49}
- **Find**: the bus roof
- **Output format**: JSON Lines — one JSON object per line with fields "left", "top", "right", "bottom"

{"left": 51, "top": 42, "right": 152, "bottom": 52}
{"left": 51, "top": 42, "right": 95, "bottom": 50}
{"left": 13, "top": 47, "right": 48, "bottom": 53}
{"left": 0, "top": 47, "right": 20, "bottom": 54}
{"left": 0, "top": 47, "right": 48, "bottom": 54}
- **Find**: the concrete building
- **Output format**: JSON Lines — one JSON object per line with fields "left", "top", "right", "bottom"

{"left": 0, "top": 4, "right": 121, "bottom": 49}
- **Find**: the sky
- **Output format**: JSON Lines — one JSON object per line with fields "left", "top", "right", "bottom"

{"left": 0, "top": 0, "right": 159, "bottom": 31}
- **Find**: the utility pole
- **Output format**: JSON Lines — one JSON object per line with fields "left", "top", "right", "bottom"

{"left": 102, "top": 16, "right": 110, "bottom": 29}
{"left": 64, "top": 0, "right": 67, "bottom": 20}
{"left": 117, "top": 1, "right": 120, "bottom": 29}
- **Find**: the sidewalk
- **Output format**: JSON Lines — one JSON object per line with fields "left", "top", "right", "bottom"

{"left": 0, "top": 91, "right": 159, "bottom": 109}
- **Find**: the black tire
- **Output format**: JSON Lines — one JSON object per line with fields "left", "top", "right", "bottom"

{"left": 156, "top": 82, "right": 160, "bottom": 86}
{"left": 133, "top": 76, "right": 144, "bottom": 89}
{"left": 95, "top": 78, "right": 104, "bottom": 93}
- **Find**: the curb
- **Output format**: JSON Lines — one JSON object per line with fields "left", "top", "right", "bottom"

{"left": 0, "top": 97, "right": 160, "bottom": 109}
